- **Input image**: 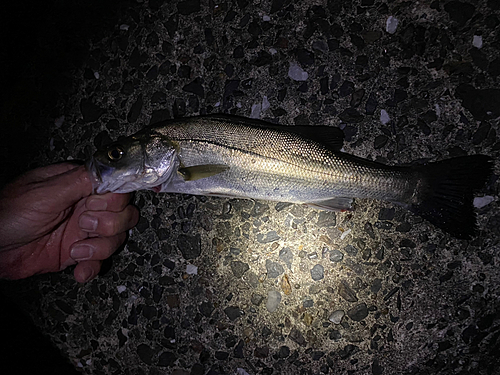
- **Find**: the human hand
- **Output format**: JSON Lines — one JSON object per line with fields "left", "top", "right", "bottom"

{"left": 0, "top": 163, "right": 139, "bottom": 282}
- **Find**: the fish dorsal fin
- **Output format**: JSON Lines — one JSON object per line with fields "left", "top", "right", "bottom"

{"left": 305, "top": 197, "right": 354, "bottom": 212}
{"left": 203, "top": 115, "right": 345, "bottom": 152}
{"left": 285, "top": 126, "right": 344, "bottom": 151}
{"left": 178, "top": 164, "right": 229, "bottom": 181}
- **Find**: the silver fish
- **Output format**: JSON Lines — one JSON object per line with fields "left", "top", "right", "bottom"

{"left": 86, "top": 114, "right": 493, "bottom": 239}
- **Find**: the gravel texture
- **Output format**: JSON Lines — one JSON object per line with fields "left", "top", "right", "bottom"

{"left": 1, "top": 0, "right": 500, "bottom": 374}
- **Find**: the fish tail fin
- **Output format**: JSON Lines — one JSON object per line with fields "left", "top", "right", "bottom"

{"left": 411, "top": 155, "right": 493, "bottom": 239}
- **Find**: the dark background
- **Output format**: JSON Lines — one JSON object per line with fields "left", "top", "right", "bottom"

{"left": 0, "top": 1, "right": 127, "bottom": 373}
{"left": 0, "top": 0, "right": 129, "bottom": 186}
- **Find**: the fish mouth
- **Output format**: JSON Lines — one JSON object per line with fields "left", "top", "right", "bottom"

{"left": 85, "top": 156, "right": 103, "bottom": 194}
{"left": 85, "top": 146, "right": 179, "bottom": 194}
{"left": 85, "top": 156, "right": 130, "bottom": 194}
{"left": 85, "top": 154, "right": 159, "bottom": 194}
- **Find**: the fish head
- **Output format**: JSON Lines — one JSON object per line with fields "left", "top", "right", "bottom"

{"left": 86, "top": 130, "right": 178, "bottom": 194}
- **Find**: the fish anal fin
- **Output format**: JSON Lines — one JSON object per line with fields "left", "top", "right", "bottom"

{"left": 178, "top": 164, "right": 229, "bottom": 181}
{"left": 305, "top": 197, "right": 354, "bottom": 212}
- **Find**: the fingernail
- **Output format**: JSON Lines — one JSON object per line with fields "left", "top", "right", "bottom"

{"left": 81, "top": 266, "right": 94, "bottom": 283}
{"left": 79, "top": 214, "right": 98, "bottom": 232}
{"left": 87, "top": 197, "right": 107, "bottom": 211}
{"left": 71, "top": 244, "right": 94, "bottom": 261}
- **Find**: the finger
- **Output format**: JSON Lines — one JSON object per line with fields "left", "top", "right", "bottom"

{"left": 85, "top": 192, "right": 133, "bottom": 212}
{"left": 16, "top": 162, "right": 81, "bottom": 184}
{"left": 78, "top": 205, "right": 139, "bottom": 236}
{"left": 42, "top": 165, "right": 93, "bottom": 211}
{"left": 73, "top": 260, "right": 102, "bottom": 283}
{"left": 69, "top": 232, "right": 127, "bottom": 262}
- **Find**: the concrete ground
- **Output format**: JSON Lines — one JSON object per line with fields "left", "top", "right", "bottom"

{"left": 1, "top": 0, "right": 499, "bottom": 374}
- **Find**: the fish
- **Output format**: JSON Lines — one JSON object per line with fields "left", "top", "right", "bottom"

{"left": 86, "top": 114, "right": 494, "bottom": 239}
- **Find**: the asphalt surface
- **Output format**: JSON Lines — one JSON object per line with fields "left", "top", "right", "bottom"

{"left": 1, "top": 1, "right": 499, "bottom": 374}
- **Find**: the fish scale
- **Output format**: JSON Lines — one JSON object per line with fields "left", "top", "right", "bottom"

{"left": 87, "top": 114, "right": 493, "bottom": 239}
{"left": 153, "top": 116, "right": 416, "bottom": 204}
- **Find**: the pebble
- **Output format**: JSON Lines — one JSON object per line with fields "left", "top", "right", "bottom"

{"left": 473, "top": 195, "right": 494, "bottom": 208}
{"left": 182, "top": 78, "right": 204, "bottom": 97}
{"left": 262, "top": 96, "right": 270, "bottom": 112}
{"left": 177, "top": 234, "right": 201, "bottom": 259}
{"left": 372, "top": 359, "right": 383, "bottom": 375}
{"left": 80, "top": 98, "right": 104, "bottom": 122}
{"left": 347, "top": 303, "right": 368, "bottom": 321}
{"left": 303, "top": 299, "right": 314, "bottom": 308}
{"left": 380, "top": 109, "right": 390, "bottom": 124}
{"left": 386, "top": 16, "right": 399, "bottom": 34}
{"left": 266, "top": 260, "right": 284, "bottom": 278}
{"left": 312, "top": 40, "right": 328, "bottom": 53}
{"left": 275, "top": 202, "right": 292, "bottom": 212}
{"left": 224, "top": 306, "right": 242, "bottom": 321}
{"left": 288, "top": 63, "right": 308, "bottom": 81}
{"left": 257, "top": 231, "right": 281, "bottom": 243}
{"left": 250, "top": 103, "right": 261, "bottom": 119}
{"left": 231, "top": 261, "right": 250, "bottom": 278}
{"left": 473, "top": 35, "right": 483, "bottom": 49}
{"left": 281, "top": 274, "right": 292, "bottom": 295}
{"left": 215, "top": 351, "right": 229, "bottom": 360}
{"left": 329, "top": 310, "right": 345, "bottom": 324}
{"left": 317, "top": 211, "right": 336, "bottom": 227}
{"left": 266, "top": 291, "right": 281, "bottom": 312}
{"left": 251, "top": 293, "right": 265, "bottom": 306}
{"left": 230, "top": 247, "right": 241, "bottom": 255}
{"left": 279, "top": 247, "right": 294, "bottom": 270}
{"left": 340, "top": 228, "right": 351, "bottom": 240}
{"left": 252, "top": 202, "right": 269, "bottom": 217}
{"left": 366, "top": 93, "right": 378, "bottom": 115}
{"left": 322, "top": 247, "right": 329, "bottom": 258}
{"left": 339, "top": 81, "right": 354, "bottom": 97}
{"left": 303, "top": 312, "right": 313, "bottom": 326}
{"left": 137, "top": 344, "right": 155, "bottom": 365}
{"left": 278, "top": 346, "right": 290, "bottom": 358}
{"left": 344, "top": 245, "right": 358, "bottom": 257}
{"left": 117, "top": 285, "right": 127, "bottom": 293}
{"left": 329, "top": 329, "right": 342, "bottom": 341}
{"left": 339, "top": 108, "right": 364, "bottom": 123}
{"left": 338, "top": 280, "right": 358, "bottom": 302}
{"left": 199, "top": 301, "right": 214, "bottom": 317}
{"left": 311, "top": 264, "right": 324, "bottom": 281}
{"left": 289, "top": 327, "right": 306, "bottom": 346}
{"left": 444, "top": 1, "right": 475, "bottom": 27}
{"left": 186, "top": 264, "right": 198, "bottom": 275}
{"left": 330, "top": 249, "right": 344, "bottom": 262}
{"left": 375, "top": 221, "right": 393, "bottom": 230}
{"left": 396, "top": 222, "right": 411, "bottom": 232}
{"left": 378, "top": 208, "right": 395, "bottom": 221}
{"left": 177, "top": 0, "right": 201, "bottom": 15}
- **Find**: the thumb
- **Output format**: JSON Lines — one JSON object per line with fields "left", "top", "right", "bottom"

{"left": 41, "top": 165, "right": 93, "bottom": 210}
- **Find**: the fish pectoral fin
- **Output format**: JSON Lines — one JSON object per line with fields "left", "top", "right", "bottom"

{"left": 178, "top": 164, "right": 229, "bottom": 181}
{"left": 305, "top": 197, "right": 354, "bottom": 212}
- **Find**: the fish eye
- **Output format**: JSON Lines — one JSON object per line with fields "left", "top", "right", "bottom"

{"left": 107, "top": 146, "right": 124, "bottom": 161}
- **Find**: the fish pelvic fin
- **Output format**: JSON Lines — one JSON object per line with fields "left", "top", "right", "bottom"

{"left": 178, "top": 164, "right": 229, "bottom": 181}
{"left": 305, "top": 197, "right": 354, "bottom": 212}
{"left": 411, "top": 155, "right": 493, "bottom": 239}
